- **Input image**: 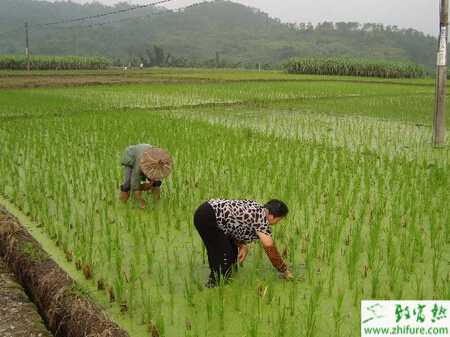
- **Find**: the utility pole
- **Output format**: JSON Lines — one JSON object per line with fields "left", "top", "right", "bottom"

{"left": 215, "top": 51, "right": 220, "bottom": 68}
{"left": 433, "top": 0, "right": 448, "bottom": 147}
{"left": 25, "top": 22, "right": 30, "bottom": 72}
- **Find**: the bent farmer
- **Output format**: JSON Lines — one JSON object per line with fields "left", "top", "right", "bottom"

{"left": 194, "top": 199, "right": 292, "bottom": 287}
{"left": 119, "top": 144, "right": 172, "bottom": 208}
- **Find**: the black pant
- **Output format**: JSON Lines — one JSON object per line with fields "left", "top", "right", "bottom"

{"left": 194, "top": 202, "right": 238, "bottom": 284}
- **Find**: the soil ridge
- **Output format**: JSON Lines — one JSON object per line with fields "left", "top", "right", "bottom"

{"left": 0, "top": 205, "right": 130, "bottom": 337}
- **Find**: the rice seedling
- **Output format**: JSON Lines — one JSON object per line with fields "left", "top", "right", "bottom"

{"left": 246, "top": 316, "right": 259, "bottom": 337}
{"left": 332, "top": 289, "right": 345, "bottom": 337}
{"left": 305, "top": 283, "right": 322, "bottom": 337}
{"left": 276, "top": 306, "right": 288, "bottom": 337}
{"left": 184, "top": 278, "right": 194, "bottom": 308}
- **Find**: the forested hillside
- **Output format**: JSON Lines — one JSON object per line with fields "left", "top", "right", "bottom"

{"left": 0, "top": 0, "right": 438, "bottom": 69}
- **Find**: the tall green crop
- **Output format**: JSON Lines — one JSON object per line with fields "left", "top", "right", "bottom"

{"left": 284, "top": 57, "right": 426, "bottom": 78}
{"left": 0, "top": 55, "right": 112, "bottom": 70}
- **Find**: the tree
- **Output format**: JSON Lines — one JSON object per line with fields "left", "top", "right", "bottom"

{"left": 316, "top": 22, "right": 335, "bottom": 32}
{"left": 153, "top": 46, "right": 165, "bottom": 66}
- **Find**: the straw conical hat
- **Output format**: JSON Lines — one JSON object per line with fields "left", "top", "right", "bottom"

{"left": 139, "top": 148, "right": 172, "bottom": 180}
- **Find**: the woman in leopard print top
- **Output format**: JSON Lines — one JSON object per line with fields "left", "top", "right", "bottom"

{"left": 194, "top": 199, "right": 292, "bottom": 287}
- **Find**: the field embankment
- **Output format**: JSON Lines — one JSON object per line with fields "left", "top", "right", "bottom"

{"left": 0, "top": 68, "right": 436, "bottom": 90}
{"left": 0, "top": 258, "right": 52, "bottom": 337}
{"left": 0, "top": 205, "right": 129, "bottom": 337}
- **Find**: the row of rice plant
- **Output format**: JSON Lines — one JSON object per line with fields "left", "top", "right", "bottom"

{"left": 179, "top": 104, "right": 441, "bottom": 162}
{"left": 3, "top": 78, "right": 432, "bottom": 122}
{"left": 284, "top": 57, "right": 426, "bottom": 78}
{"left": 0, "top": 55, "right": 112, "bottom": 70}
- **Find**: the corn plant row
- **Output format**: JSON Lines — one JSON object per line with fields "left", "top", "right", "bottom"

{"left": 0, "top": 55, "right": 112, "bottom": 70}
{"left": 284, "top": 57, "right": 426, "bottom": 78}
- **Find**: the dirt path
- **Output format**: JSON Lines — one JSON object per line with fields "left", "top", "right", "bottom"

{"left": 0, "top": 75, "right": 210, "bottom": 89}
{"left": 0, "top": 258, "right": 52, "bottom": 337}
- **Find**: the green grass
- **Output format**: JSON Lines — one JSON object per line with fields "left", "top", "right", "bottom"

{"left": 0, "top": 69, "right": 449, "bottom": 337}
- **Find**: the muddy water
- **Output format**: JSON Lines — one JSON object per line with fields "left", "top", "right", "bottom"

{"left": 0, "top": 259, "right": 52, "bottom": 337}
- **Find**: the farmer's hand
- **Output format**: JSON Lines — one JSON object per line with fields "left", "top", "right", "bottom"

{"left": 238, "top": 244, "right": 248, "bottom": 263}
{"left": 282, "top": 270, "right": 294, "bottom": 280}
{"left": 141, "top": 182, "right": 153, "bottom": 191}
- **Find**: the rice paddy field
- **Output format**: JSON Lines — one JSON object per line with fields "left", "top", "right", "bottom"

{"left": 0, "top": 69, "right": 449, "bottom": 337}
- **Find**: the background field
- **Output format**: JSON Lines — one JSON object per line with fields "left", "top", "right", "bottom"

{"left": 0, "top": 69, "right": 449, "bottom": 337}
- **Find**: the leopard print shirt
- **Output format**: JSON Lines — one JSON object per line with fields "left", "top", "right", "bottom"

{"left": 208, "top": 199, "right": 272, "bottom": 243}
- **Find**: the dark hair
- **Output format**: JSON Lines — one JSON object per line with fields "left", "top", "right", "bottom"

{"left": 264, "top": 199, "right": 289, "bottom": 218}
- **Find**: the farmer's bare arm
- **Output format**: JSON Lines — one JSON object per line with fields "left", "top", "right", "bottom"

{"left": 140, "top": 181, "right": 160, "bottom": 200}
{"left": 140, "top": 182, "right": 153, "bottom": 191}
{"left": 256, "top": 231, "right": 293, "bottom": 279}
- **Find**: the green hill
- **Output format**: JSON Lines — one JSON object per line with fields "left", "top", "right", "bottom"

{"left": 0, "top": 0, "right": 438, "bottom": 70}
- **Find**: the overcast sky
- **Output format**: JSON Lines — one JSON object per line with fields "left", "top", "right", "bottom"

{"left": 61, "top": 0, "right": 439, "bottom": 36}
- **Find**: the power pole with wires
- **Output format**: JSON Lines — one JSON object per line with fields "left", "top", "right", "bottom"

{"left": 25, "top": 22, "right": 30, "bottom": 72}
{"left": 433, "top": 0, "right": 448, "bottom": 147}
{"left": 215, "top": 51, "right": 220, "bottom": 68}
